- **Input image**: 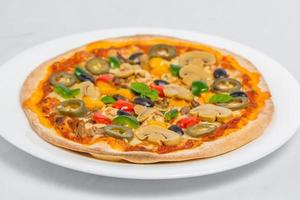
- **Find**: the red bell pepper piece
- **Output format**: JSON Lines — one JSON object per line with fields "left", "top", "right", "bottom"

{"left": 150, "top": 83, "right": 164, "bottom": 97}
{"left": 96, "top": 74, "right": 114, "bottom": 83}
{"left": 92, "top": 112, "right": 112, "bottom": 124}
{"left": 112, "top": 100, "right": 134, "bottom": 112}
{"left": 176, "top": 116, "right": 200, "bottom": 129}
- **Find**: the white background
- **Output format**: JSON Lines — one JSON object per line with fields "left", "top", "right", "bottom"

{"left": 1, "top": 0, "right": 300, "bottom": 199}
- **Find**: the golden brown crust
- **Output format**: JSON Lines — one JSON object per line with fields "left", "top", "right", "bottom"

{"left": 20, "top": 35, "right": 274, "bottom": 163}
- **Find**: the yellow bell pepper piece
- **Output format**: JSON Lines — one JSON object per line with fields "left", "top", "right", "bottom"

{"left": 147, "top": 120, "right": 167, "bottom": 128}
{"left": 200, "top": 92, "right": 214, "bottom": 103}
{"left": 96, "top": 82, "right": 117, "bottom": 95}
{"left": 168, "top": 98, "right": 189, "bottom": 107}
{"left": 115, "top": 88, "right": 134, "bottom": 100}
{"left": 149, "top": 57, "right": 170, "bottom": 76}
{"left": 83, "top": 96, "right": 104, "bottom": 110}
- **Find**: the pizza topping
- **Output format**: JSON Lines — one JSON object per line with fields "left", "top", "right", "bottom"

{"left": 179, "top": 50, "right": 216, "bottom": 66}
{"left": 190, "top": 104, "right": 232, "bottom": 122}
{"left": 103, "top": 125, "right": 133, "bottom": 139}
{"left": 117, "top": 109, "right": 131, "bottom": 116}
{"left": 163, "top": 84, "right": 193, "bottom": 101}
{"left": 153, "top": 79, "right": 169, "bottom": 86}
{"left": 73, "top": 81, "right": 100, "bottom": 99}
{"left": 133, "top": 97, "right": 154, "bottom": 107}
{"left": 179, "top": 64, "right": 213, "bottom": 86}
{"left": 213, "top": 68, "right": 228, "bottom": 79}
{"left": 101, "top": 96, "right": 116, "bottom": 104}
{"left": 136, "top": 107, "right": 158, "bottom": 122}
{"left": 128, "top": 52, "right": 144, "bottom": 65}
{"left": 112, "top": 100, "right": 134, "bottom": 112}
{"left": 112, "top": 115, "right": 140, "bottom": 129}
{"left": 92, "top": 112, "right": 112, "bottom": 124}
{"left": 209, "top": 94, "right": 233, "bottom": 103}
{"left": 169, "top": 64, "right": 181, "bottom": 77}
{"left": 112, "top": 94, "right": 126, "bottom": 101}
{"left": 230, "top": 91, "right": 248, "bottom": 97}
{"left": 57, "top": 99, "right": 88, "bottom": 117}
{"left": 97, "top": 74, "right": 114, "bottom": 83}
{"left": 164, "top": 109, "right": 179, "bottom": 122}
{"left": 130, "top": 82, "right": 158, "bottom": 101}
{"left": 85, "top": 57, "right": 110, "bottom": 75}
{"left": 216, "top": 96, "right": 249, "bottom": 110}
{"left": 69, "top": 119, "right": 104, "bottom": 137}
{"left": 54, "top": 84, "right": 80, "bottom": 99}
{"left": 176, "top": 116, "right": 200, "bottom": 129}
{"left": 186, "top": 122, "right": 218, "bottom": 137}
{"left": 108, "top": 56, "right": 121, "bottom": 68}
{"left": 168, "top": 125, "right": 184, "bottom": 135}
{"left": 148, "top": 44, "right": 177, "bottom": 60}
{"left": 191, "top": 81, "right": 209, "bottom": 96}
{"left": 212, "top": 78, "right": 241, "bottom": 93}
{"left": 135, "top": 125, "right": 181, "bottom": 146}
{"left": 149, "top": 83, "right": 165, "bottom": 97}
{"left": 50, "top": 72, "right": 76, "bottom": 87}
{"left": 74, "top": 67, "right": 95, "bottom": 83}
{"left": 110, "top": 63, "right": 138, "bottom": 78}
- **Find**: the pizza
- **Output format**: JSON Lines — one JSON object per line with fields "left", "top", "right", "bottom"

{"left": 21, "top": 35, "right": 274, "bottom": 163}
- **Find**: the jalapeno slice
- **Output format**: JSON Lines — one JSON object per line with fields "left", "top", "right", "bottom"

{"left": 212, "top": 78, "right": 241, "bottom": 93}
{"left": 57, "top": 99, "right": 88, "bottom": 117}
{"left": 216, "top": 96, "right": 249, "bottom": 110}
{"left": 186, "top": 123, "right": 217, "bottom": 138}
{"left": 103, "top": 125, "right": 133, "bottom": 139}
{"left": 148, "top": 44, "right": 177, "bottom": 60}
{"left": 85, "top": 58, "right": 110, "bottom": 75}
{"left": 112, "top": 115, "right": 140, "bottom": 129}
{"left": 50, "top": 72, "right": 76, "bottom": 87}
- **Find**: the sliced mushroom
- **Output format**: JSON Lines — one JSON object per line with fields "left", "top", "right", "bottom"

{"left": 179, "top": 51, "right": 216, "bottom": 66}
{"left": 134, "top": 105, "right": 148, "bottom": 115}
{"left": 110, "top": 63, "right": 140, "bottom": 78}
{"left": 135, "top": 125, "right": 181, "bottom": 146}
{"left": 73, "top": 120, "right": 105, "bottom": 137}
{"left": 190, "top": 104, "right": 232, "bottom": 122}
{"left": 134, "top": 69, "right": 151, "bottom": 83}
{"left": 101, "top": 106, "right": 118, "bottom": 119}
{"left": 134, "top": 105, "right": 161, "bottom": 122}
{"left": 163, "top": 84, "right": 193, "bottom": 101}
{"left": 71, "top": 81, "right": 100, "bottom": 99}
{"left": 179, "top": 64, "right": 213, "bottom": 86}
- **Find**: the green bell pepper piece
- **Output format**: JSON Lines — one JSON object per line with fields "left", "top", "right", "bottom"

{"left": 164, "top": 109, "right": 179, "bottom": 122}
{"left": 54, "top": 84, "right": 80, "bottom": 99}
{"left": 101, "top": 96, "right": 116, "bottom": 104}
{"left": 192, "top": 81, "right": 208, "bottom": 96}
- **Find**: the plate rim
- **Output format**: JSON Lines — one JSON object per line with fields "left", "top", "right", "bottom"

{"left": 1, "top": 28, "right": 300, "bottom": 179}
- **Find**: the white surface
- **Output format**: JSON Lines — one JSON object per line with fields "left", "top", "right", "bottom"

{"left": 1, "top": 0, "right": 300, "bottom": 199}
{"left": 1, "top": 28, "right": 300, "bottom": 180}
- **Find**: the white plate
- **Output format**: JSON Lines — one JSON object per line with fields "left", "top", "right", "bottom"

{"left": 0, "top": 28, "right": 299, "bottom": 180}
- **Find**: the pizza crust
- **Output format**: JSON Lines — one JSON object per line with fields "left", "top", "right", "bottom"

{"left": 20, "top": 35, "right": 274, "bottom": 163}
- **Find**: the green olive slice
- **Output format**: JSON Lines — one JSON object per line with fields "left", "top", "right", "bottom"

{"left": 186, "top": 123, "right": 217, "bottom": 137}
{"left": 85, "top": 57, "right": 110, "bottom": 75}
{"left": 216, "top": 97, "right": 249, "bottom": 110}
{"left": 148, "top": 44, "right": 177, "bottom": 60}
{"left": 57, "top": 99, "right": 88, "bottom": 117}
{"left": 212, "top": 78, "right": 241, "bottom": 93}
{"left": 50, "top": 72, "right": 76, "bottom": 87}
{"left": 103, "top": 125, "right": 133, "bottom": 139}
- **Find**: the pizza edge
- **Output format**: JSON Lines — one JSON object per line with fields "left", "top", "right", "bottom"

{"left": 20, "top": 35, "right": 274, "bottom": 163}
